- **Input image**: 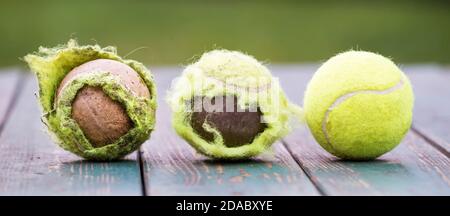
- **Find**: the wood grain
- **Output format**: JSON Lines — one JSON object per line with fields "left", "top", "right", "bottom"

{"left": 0, "top": 76, "right": 142, "bottom": 195}
{"left": 407, "top": 65, "right": 450, "bottom": 156}
{"left": 140, "top": 68, "right": 319, "bottom": 195}
{"left": 284, "top": 127, "right": 450, "bottom": 195}
{"left": 0, "top": 70, "right": 21, "bottom": 131}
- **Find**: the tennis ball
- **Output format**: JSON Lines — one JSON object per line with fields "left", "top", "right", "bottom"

{"left": 57, "top": 59, "right": 151, "bottom": 147}
{"left": 168, "top": 49, "right": 302, "bottom": 159}
{"left": 24, "top": 40, "right": 157, "bottom": 160}
{"left": 304, "top": 51, "right": 414, "bottom": 160}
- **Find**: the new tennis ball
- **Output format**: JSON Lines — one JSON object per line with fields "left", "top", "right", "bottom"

{"left": 304, "top": 51, "right": 414, "bottom": 160}
{"left": 168, "top": 49, "right": 302, "bottom": 159}
{"left": 24, "top": 40, "right": 157, "bottom": 160}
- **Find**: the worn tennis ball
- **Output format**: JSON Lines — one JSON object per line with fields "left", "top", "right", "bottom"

{"left": 24, "top": 40, "right": 157, "bottom": 160}
{"left": 168, "top": 49, "right": 301, "bottom": 159}
{"left": 56, "top": 59, "right": 150, "bottom": 148}
{"left": 304, "top": 51, "right": 414, "bottom": 160}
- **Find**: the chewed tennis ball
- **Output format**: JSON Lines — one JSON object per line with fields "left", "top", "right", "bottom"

{"left": 304, "top": 51, "right": 414, "bottom": 160}
{"left": 24, "top": 40, "right": 157, "bottom": 160}
{"left": 57, "top": 59, "right": 151, "bottom": 147}
{"left": 168, "top": 49, "right": 302, "bottom": 159}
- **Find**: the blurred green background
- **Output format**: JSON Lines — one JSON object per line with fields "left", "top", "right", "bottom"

{"left": 1, "top": 0, "right": 449, "bottom": 67}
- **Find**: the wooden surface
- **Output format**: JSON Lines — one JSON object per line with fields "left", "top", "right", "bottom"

{"left": 141, "top": 69, "right": 319, "bottom": 195}
{"left": 0, "top": 77, "right": 142, "bottom": 195}
{"left": 407, "top": 65, "right": 450, "bottom": 156}
{"left": 0, "top": 64, "right": 449, "bottom": 195}
{"left": 0, "top": 70, "right": 21, "bottom": 131}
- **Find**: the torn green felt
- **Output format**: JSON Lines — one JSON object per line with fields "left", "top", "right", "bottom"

{"left": 24, "top": 40, "right": 157, "bottom": 160}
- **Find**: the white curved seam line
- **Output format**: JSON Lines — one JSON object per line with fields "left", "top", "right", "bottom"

{"left": 322, "top": 78, "right": 405, "bottom": 148}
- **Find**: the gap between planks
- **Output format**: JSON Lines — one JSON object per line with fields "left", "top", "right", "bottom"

{"left": 139, "top": 68, "right": 321, "bottom": 196}
{"left": 282, "top": 126, "right": 450, "bottom": 195}
{"left": 0, "top": 75, "right": 143, "bottom": 195}
{"left": 411, "top": 126, "right": 450, "bottom": 158}
{"left": 137, "top": 148, "right": 148, "bottom": 196}
{"left": 406, "top": 66, "right": 450, "bottom": 158}
{"left": 281, "top": 139, "right": 327, "bottom": 196}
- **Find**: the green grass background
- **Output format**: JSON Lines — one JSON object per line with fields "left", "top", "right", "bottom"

{"left": 1, "top": 0, "right": 449, "bottom": 67}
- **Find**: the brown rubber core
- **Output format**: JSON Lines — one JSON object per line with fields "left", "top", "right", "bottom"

{"left": 190, "top": 96, "right": 266, "bottom": 147}
{"left": 56, "top": 59, "right": 150, "bottom": 148}
{"left": 72, "top": 86, "right": 133, "bottom": 147}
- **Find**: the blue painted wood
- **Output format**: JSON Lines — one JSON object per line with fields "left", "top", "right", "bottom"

{"left": 0, "top": 76, "right": 142, "bottom": 195}
{"left": 140, "top": 68, "right": 319, "bottom": 195}
{"left": 284, "top": 128, "right": 450, "bottom": 195}
{"left": 407, "top": 65, "right": 450, "bottom": 156}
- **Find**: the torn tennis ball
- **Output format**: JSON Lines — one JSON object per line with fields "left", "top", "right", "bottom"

{"left": 24, "top": 40, "right": 157, "bottom": 160}
{"left": 168, "top": 50, "right": 302, "bottom": 159}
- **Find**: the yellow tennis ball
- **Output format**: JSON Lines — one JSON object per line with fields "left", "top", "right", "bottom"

{"left": 304, "top": 51, "right": 414, "bottom": 160}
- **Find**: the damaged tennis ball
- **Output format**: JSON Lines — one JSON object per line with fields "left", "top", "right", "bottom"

{"left": 24, "top": 40, "right": 157, "bottom": 160}
{"left": 168, "top": 49, "right": 302, "bottom": 159}
{"left": 304, "top": 51, "right": 414, "bottom": 160}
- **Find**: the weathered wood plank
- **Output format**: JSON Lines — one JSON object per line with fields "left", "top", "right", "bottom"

{"left": 0, "top": 76, "right": 142, "bottom": 195}
{"left": 0, "top": 69, "right": 21, "bottom": 131}
{"left": 284, "top": 128, "right": 450, "bottom": 195}
{"left": 273, "top": 65, "right": 450, "bottom": 195}
{"left": 140, "top": 68, "right": 319, "bottom": 196}
{"left": 407, "top": 65, "right": 450, "bottom": 156}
